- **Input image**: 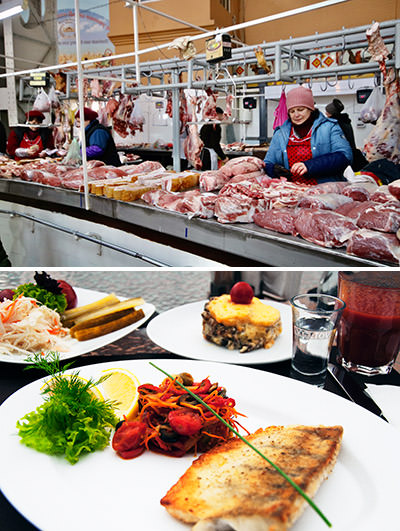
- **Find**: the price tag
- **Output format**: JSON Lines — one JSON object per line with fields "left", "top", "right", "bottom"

{"left": 29, "top": 72, "right": 49, "bottom": 87}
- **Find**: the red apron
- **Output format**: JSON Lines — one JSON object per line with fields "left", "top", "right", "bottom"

{"left": 286, "top": 126, "right": 317, "bottom": 186}
{"left": 16, "top": 132, "right": 44, "bottom": 161}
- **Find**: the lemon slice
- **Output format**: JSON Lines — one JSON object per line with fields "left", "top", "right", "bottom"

{"left": 40, "top": 375, "right": 104, "bottom": 401}
{"left": 100, "top": 368, "right": 140, "bottom": 420}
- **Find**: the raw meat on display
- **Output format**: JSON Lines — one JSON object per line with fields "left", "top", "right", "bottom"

{"left": 335, "top": 200, "right": 378, "bottom": 220}
{"left": 370, "top": 185, "right": 398, "bottom": 203}
{"left": 184, "top": 124, "right": 203, "bottom": 170}
{"left": 223, "top": 94, "right": 234, "bottom": 120}
{"left": 87, "top": 160, "right": 105, "bottom": 169}
{"left": 165, "top": 92, "right": 173, "bottom": 118}
{"left": 106, "top": 98, "right": 119, "bottom": 118}
{"left": 141, "top": 189, "right": 216, "bottom": 218}
{"left": 366, "top": 22, "right": 390, "bottom": 63}
{"left": 363, "top": 69, "right": 400, "bottom": 164}
{"left": 199, "top": 170, "right": 229, "bottom": 192}
{"left": 214, "top": 194, "right": 267, "bottom": 224}
{"left": 357, "top": 207, "right": 400, "bottom": 233}
{"left": 254, "top": 208, "right": 299, "bottom": 235}
{"left": 297, "top": 193, "right": 353, "bottom": 211}
{"left": 220, "top": 156, "right": 265, "bottom": 178}
{"left": 113, "top": 118, "right": 129, "bottom": 138}
{"left": 388, "top": 179, "right": 400, "bottom": 200}
{"left": 229, "top": 170, "right": 265, "bottom": 184}
{"left": 86, "top": 166, "right": 128, "bottom": 180}
{"left": 179, "top": 92, "right": 189, "bottom": 132}
{"left": 22, "top": 169, "right": 62, "bottom": 187}
{"left": 306, "top": 182, "right": 348, "bottom": 195}
{"left": 258, "top": 178, "right": 310, "bottom": 208}
{"left": 294, "top": 209, "right": 358, "bottom": 247}
{"left": 342, "top": 182, "right": 378, "bottom": 201}
{"left": 214, "top": 180, "right": 268, "bottom": 223}
{"left": 123, "top": 161, "right": 164, "bottom": 174}
{"left": 113, "top": 95, "right": 134, "bottom": 138}
{"left": 202, "top": 89, "right": 218, "bottom": 120}
{"left": 90, "top": 79, "right": 103, "bottom": 99}
{"left": 346, "top": 229, "right": 400, "bottom": 264}
{"left": 219, "top": 180, "right": 269, "bottom": 200}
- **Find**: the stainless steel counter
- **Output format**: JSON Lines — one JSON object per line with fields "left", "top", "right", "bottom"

{"left": 0, "top": 179, "right": 385, "bottom": 267}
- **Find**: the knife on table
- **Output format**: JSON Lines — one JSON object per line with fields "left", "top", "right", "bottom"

{"left": 327, "top": 363, "right": 388, "bottom": 422}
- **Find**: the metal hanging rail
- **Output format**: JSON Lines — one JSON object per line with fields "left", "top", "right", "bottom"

{"left": 0, "top": 208, "right": 170, "bottom": 266}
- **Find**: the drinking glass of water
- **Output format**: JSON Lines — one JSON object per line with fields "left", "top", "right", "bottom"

{"left": 290, "top": 293, "right": 346, "bottom": 387}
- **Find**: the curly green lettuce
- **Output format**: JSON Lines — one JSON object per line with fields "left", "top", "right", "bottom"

{"left": 13, "top": 283, "right": 67, "bottom": 314}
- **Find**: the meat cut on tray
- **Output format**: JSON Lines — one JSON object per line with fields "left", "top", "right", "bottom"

{"left": 294, "top": 209, "right": 358, "bottom": 248}
{"left": 347, "top": 229, "right": 400, "bottom": 264}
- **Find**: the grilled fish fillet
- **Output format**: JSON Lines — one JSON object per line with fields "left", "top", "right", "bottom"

{"left": 161, "top": 425, "right": 343, "bottom": 531}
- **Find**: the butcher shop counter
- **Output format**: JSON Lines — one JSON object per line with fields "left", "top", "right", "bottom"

{"left": 0, "top": 178, "right": 390, "bottom": 267}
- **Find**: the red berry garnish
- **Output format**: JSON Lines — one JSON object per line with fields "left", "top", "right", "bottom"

{"left": 230, "top": 282, "right": 254, "bottom": 304}
{"left": 57, "top": 280, "right": 77, "bottom": 309}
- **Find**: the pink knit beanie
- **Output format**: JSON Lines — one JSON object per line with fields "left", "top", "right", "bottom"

{"left": 286, "top": 86, "right": 315, "bottom": 111}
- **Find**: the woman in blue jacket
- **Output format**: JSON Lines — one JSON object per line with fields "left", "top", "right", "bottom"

{"left": 75, "top": 107, "right": 121, "bottom": 167}
{"left": 264, "top": 86, "right": 352, "bottom": 185}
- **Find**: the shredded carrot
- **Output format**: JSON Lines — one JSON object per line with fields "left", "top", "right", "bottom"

{"left": 136, "top": 374, "right": 248, "bottom": 456}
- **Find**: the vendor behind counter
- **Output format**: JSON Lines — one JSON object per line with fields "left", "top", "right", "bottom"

{"left": 75, "top": 107, "right": 121, "bottom": 167}
{"left": 199, "top": 107, "right": 229, "bottom": 170}
{"left": 6, "top": 110, "right": 54, "bottom": 161}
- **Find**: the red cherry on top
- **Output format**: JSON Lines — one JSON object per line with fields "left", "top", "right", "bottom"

{"left": 230, "top": 282, "right": 254, "bottom": 304}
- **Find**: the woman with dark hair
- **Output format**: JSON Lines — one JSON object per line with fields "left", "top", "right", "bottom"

{"left": 199, "top": 107, "right": 229, "bottom": 170}
{"left": 6, "top": 110, "right": 54, "bottom": 160}
{"left": 264, "top": 87, "right": 353, "bottom": 185}
{"left": 75, "top": 107, "right": 121, "bottom": 167}
{"left": 325, "top": 98, "right": 368, "bottom": 171}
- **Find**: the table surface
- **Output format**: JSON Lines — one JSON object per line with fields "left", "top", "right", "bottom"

{"left": 1, "top": 271, "right": 399, "bottom": 529}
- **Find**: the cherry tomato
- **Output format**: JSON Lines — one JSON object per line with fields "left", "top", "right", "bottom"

{"left": 168, "top": 409, "right": 203, "bottom": 436}
{"left": 112, "top": 421, "right": 147, "bottom": 459}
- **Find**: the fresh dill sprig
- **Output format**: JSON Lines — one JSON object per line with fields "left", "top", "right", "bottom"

{"left": 150, "top": 362, "right": 332, "bottom": 528}
{"left": 17, "top": 351, "right": 119, "bottom": 464}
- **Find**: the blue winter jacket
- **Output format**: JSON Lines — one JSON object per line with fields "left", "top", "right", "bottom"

{"left": 264, "top": 112, "right": 353, "bottom": 182}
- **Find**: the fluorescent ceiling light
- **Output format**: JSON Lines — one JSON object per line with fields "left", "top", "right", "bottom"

{"left": 0, "top": 0, "right": 27, "bottom": 21}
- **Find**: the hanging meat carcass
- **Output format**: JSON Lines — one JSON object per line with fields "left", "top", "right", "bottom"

{"left": 223, "top": 94, "right": 234, "bottom": 120}
{"left": 166, "top": 91, "right": 173, "bottom": 118}
{"left": 113, "top": 94, "right": 134, "bottom": 138}
{"left": 363, "top": 69, "right": 400, "bottom": 164}
{"left": 90, "top": 78, "right": 103, "bottom": 99}
{"left": 202, "top": 88, "right": 218, "bottom": 120}
{"left": 363, "top": 22, "right": 400, "bottom": 164}
{"left": 184, "top": 124, "right": 203, "bottom": 170}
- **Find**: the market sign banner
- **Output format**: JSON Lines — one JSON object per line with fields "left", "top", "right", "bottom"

{"left": 57, "top": 8, "right": 115, "bottom": 65}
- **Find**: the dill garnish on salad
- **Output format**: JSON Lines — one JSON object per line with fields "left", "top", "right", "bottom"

{"left": 16, "top": 352, "right": 118, "bottom": 464}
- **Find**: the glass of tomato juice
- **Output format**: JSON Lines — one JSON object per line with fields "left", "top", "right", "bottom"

{"left": 337, "top": 272, "right": 400, "bottom": 375}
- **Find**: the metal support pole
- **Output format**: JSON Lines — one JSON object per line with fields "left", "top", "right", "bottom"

{"left": 188, "top": 59, "right": 193, "bottom": 89}
{"left": 3, "top": 19, "right": 18, "bottom": 126}
{"left": 274, "top": 44, "right": 281, "bottom": 82}
{"left": 171, "top": 70, "right": 181, "bottom": 171}
{"left": 258, "top": 84, "right": 267, "bottom": 143}
{"left": 395, "top": 22, "right": 400, "bottom": 71}
{"left": 74, "top": 0, "right": 90, "bottom": 211}
{"left": 133, "top": 4, "right": 141, "bottom": 84}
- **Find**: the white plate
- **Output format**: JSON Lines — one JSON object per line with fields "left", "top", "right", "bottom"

{"left": 147, "top": 299, "right": 292, "bottom": 364}
{"left": 0, "top": 358, "right": 399, "bottom": 531}
{"left": 0, "top": 287, "right": 155, "bottom": 364}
